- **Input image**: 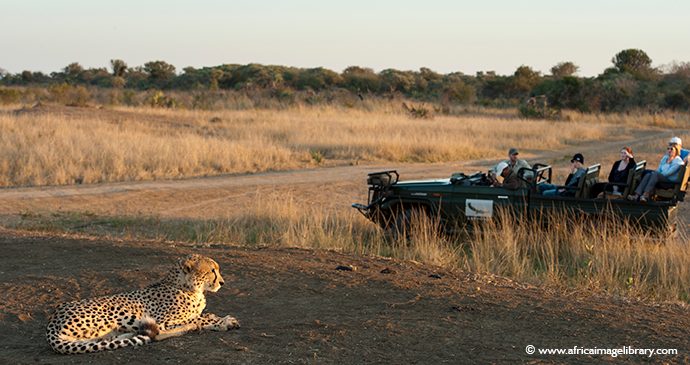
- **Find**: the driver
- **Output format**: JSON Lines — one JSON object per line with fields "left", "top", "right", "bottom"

{"left": 506, "top": 148, "right": 531, "bottom": 175}
{"left": 490, "top": 161, "right": 527, "bottom": 190}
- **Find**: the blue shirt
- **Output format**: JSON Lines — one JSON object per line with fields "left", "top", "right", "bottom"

{"left": 657, "top": 155, "right": 684, "bottom": 182}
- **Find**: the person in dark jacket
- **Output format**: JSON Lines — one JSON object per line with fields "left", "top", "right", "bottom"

{"left": 591, "top": 147, "right": 636, "bottom": 198}
{"left": 538, "top": 153, "right": 586, "bottom": 197}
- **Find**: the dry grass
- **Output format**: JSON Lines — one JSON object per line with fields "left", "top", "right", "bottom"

{"left": 13, "top": 191, "right": 690, "bottom": 304}
{"left": 3, "top": 102, "right": 690, "bottom": 303}
{"left": 465, "top": 210, "right": 690, "bottom": 302}
{"left": 561, "top": 109, "right": 690, "bottom": 128}
{"left": 0, "top": 103, "right": 616, "bottom": 187}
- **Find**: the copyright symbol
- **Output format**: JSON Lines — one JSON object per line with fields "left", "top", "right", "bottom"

{"left": 525, "top": 345, "right": 535, "bottom": 355}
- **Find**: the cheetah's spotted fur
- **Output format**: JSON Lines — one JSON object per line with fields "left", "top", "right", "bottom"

{"left": 46, "top": 254, "right": 240, "bottom": 354}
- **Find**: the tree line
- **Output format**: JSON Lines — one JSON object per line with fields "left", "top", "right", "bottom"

{"left": 1, "top": 49, "right": 689, "bottom": 112}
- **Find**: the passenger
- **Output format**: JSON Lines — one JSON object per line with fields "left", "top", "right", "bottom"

{"left": 538, "top": 153, "right": 586, "bottom": 197}
{"left": 628, "top": 144, "right": 684, "bottom": 202}
{"left": 489, "top": 161, "right": 527, "bottom": 190}
{"left": 591, "top": 147, "right": 636, "bottom": 198}
{"left": 668, "top": 136, "right": 690, "bottom": 164}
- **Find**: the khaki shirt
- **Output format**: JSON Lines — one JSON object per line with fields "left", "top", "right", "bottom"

{"left": 508, "top": 159, "right": 531, "bottom": 176}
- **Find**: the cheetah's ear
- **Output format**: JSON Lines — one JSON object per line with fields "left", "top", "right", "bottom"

{"left": 180, "top": 256, "right": 195, "bottom": 273}
{"left": 183, "top": 261, "right": 194, "bottom": 273}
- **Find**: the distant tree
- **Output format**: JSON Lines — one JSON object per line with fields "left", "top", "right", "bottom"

{"left": 667, "top": 61, "right": 690, "bottom": 79}
{"left": 597, "top": 73, "right": 639, "bottom": 111}
{"left": 663, "top": 92, "right": 688, "bottom": 110}
{"left": 550, "top": 62, "right": 579, "bottom": 78}
{"left": 0, "top": 67, "right": 7, "bottom": 80}
{"left": 442, "top": 77, "right": 476, "bottom": 104}
{"left": 209, "top": 69, "right": 223, "bottom": 90}
{"left": 144, "top": 61, "right": 176, "bottom": 86}
{"left": 533, "top": 76, "right": 587, "bottom": 111}
{"left": 419, "top": 67, "right": 442, "bottom": 82}
{"left": 342, "top": 66, "right": 381, "bottom": 92}
{"left": 124, "top": 66, "right": 149, "bottom": 89}
{"left": 110, "top": 59, "right": 128, "bottom": 77}
{"left": 62, "top": 62, "right": 84, "bottom": 84}
{"left": 612, "top": 49, "right": 655, "bottom": 79}
{"left": 21, "top": 70, "right": 33, "bottom": 83}
{"left": 80, "top": 67, "right": 112, "bottom": 87}
{"left": 294, "top": 68, "right": 341, "bottom": 91}
{"left": 379, "top": 69, "right": 415, "bottom": 93}
{"left": 510, "top": 65, "right": 541, "bottom": 96}
{"left": 479, "top": 75, "right": 510, "bottom": 100}
{"left": 476, "top": 70, "right": 497, "bottom": 79}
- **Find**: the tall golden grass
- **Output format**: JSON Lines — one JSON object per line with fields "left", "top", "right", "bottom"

{"left": 465, "top": 210, "right": 690, "bottom": 302}
{"left": 0, "top": 103, "right": 614, "bottom": 187}
{"left": 15, "top": 191, "right": 690, "bottom": 303}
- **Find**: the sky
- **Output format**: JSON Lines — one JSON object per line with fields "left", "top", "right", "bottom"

{"left": 1, "top": 0, "right": 689, "bottom": 77}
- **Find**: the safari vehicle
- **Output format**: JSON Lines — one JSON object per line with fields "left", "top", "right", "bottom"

{"left": 352, "top": 161, "right": 689, "bottom": 236}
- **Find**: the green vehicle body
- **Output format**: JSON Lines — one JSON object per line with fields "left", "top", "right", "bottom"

{"left": 352, "top": 162, "right": 687, "bottom": 234}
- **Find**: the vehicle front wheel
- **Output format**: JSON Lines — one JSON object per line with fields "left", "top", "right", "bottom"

{"left": 387, "top": 207, "right": 413, "bottom": 242}
{"left": 386, "top": 206, "right": 435, "bottom": 242}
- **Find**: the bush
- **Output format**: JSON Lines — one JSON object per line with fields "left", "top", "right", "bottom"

{"left": 0, "top": 87, "right": 21, "bottom": 104}
{"left": 48, "top": 83, "right": 92, "bottom": 106}
{"left": 402, "top": 102, "right": 434, "bottom": 119}
{"left": 518, "top": 95, "right": 560, "bottom": 119}
{"left": 64, "top": 85, "right": 91, "bottom": 107}
{"left": 147, "top": 90, "right": 177, "bottom": 108}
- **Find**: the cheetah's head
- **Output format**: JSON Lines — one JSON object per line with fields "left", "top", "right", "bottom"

{"left": 177, "top": 254, "right": 225, "bottom": 293}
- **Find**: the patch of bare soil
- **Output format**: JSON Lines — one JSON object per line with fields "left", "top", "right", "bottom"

{"left": 0, "top": 231, "right": 688, "bottom": 364}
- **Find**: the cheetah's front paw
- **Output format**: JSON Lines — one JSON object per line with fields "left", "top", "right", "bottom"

{"left": 217, "top": 315, "right": 240, "bottom": 331}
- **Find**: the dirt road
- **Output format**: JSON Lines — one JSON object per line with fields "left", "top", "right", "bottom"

{"left": 0, "top": 127, "right": 676, "bottom": 221}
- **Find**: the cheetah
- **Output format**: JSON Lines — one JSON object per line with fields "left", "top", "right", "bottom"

{"left": 46, "top": 254, "right": 240, "bottom": 354}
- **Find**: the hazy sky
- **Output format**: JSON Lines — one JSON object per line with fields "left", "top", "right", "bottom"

{"left": 1, "top": 0, "right": 689, "bottom": 77}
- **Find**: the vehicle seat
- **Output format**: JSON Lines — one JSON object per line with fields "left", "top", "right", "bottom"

{"left": 624, "top": 160, "right": 647, "bottom": 198}
{"left": 654, "top": 164, "right": 690, "bottom": 202}
{"left": 575, "top": 164, "right": 601, "bottom": 199}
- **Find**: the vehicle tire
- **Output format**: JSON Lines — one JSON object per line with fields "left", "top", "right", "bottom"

{"left": 389, "top": 207, "right": 413, "bottom": 242}
{"left": 386, "top": 206, "right": 433, "bottom": 242}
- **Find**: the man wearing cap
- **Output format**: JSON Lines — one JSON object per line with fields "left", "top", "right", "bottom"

{"left": 489, "top": 161, "right": 527, "bottom": 190}
{"left": 506, "top": 148, "right": 531, "bottom": 177}
{"left": 668, "top": 137, "right": 689, "bottom": 164}
{"left": 538, "top": 153, "right": 587, "bottom": 197}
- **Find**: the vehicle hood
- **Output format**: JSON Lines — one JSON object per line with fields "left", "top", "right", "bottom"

{"left": 393, "top": 178, "right": 451, "bottom": 188}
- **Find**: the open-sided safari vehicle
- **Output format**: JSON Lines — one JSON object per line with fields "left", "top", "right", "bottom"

{"left": 352, "top": 162, "right": 689, "bottom": 236}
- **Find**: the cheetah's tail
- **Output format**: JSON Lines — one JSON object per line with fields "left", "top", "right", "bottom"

{"left": 48, "top": 333, "right": 153, "bottom": 354}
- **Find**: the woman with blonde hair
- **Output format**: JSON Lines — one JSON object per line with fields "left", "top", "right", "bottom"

{"left": 628, "top": 144, "right": 684, "bottom": 202}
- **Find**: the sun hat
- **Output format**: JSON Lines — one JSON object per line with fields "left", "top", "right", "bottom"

{"left": 495, "top": 161, "right": 510, "bottom": 175}
{"left": 669, "top": 136, "right": 682, "bottom": 145}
